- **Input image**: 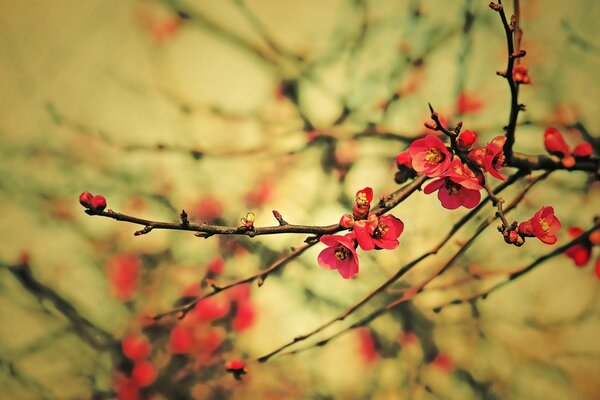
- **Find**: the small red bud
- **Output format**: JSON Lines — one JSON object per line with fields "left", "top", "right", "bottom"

{"left": 339, "top": 214, "right": 355, "bottom": 229}
{"left": 457, "top": 130, "right": 477, "bottom": 150}
{"left": 132, "top": 361, "right": 157, "bottom": 387}
{"left": 225, "top": 359, "right": 247, "bottom": 380}
{"left": 91, "top": 195, "right": 107, "bottom": 212}
{"left": 79, "top": 192, "right": 94, "bottom": 208}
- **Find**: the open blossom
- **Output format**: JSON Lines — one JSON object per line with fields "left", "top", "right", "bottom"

{"left": 564, "top": 227, "right": 593, "bottom": 266}
{"left": 518, "top": 206, "right": 561, "bottom": 245}
{"left": 468, "top": 136, "right": 507, "bottom": 181}
{"left": 371, "top": 214, "right": 405, "bottom": 250}
{"left": 423, "top": 158, "right": 482, "bottom": 210}
{"left": 353, "top": 213, "right": 379, "bottom": 251}
{"left": 317, "top": 234, "right": 359, "bottom": 279}
{"left": 408, "top": 135, "right": 451, "bottom": 177}
{"left": 353, "top": 187, "right": 373, "bottom": 220}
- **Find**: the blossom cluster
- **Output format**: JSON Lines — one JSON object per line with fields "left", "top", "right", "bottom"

{"left": 317, "top": 188, "right": 404, "bottom": 279}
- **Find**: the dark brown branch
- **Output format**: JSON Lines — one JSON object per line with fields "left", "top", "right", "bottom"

{"left": 256, "top": 171, "right": 530, "bottom": 363}
{"left": 262, "top": 170, "right": 547, "bottom": 360}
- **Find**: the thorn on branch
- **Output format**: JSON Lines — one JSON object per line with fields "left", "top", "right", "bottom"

{"left": 496, "top": 70, "right": 507, "bottom": 77}
{"left": 272, "top": 210, "right": 288, "bottom": 226}
{"left": 180, "top": 209, "right": 189, "bottom": 227}
{"left": 134, "top": 226, "right": 153, "bottom": 236}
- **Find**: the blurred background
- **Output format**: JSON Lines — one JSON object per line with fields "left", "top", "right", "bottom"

{"left": 1, "top": 0, "right": 599, "bottom": 399}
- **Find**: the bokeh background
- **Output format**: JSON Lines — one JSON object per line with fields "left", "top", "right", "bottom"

{"left": 1, "top": 0, "right": 599, "bottom": 399}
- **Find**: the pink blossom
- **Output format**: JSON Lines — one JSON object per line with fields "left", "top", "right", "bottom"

{"left": 408, "top": 135, "right": 451, "bottom": 177}
{"left": 423, "top": 159, "right": 482, "bottom": 210}
{"left": 371, "top": 214, "right": 405, "bottom": 250}
{"left": 468, "top": 136, "right": 507, "bottom": 181}
{"left": 317, "top": 234, "right": 360, "bottom": 279}
{"left": 353, "top": 213, "right": 379, "bottom": 251}
{"left": 518, "top": 206, "right": 561, "bottom": 245}
{"left": 353, "top": 187, "right": 374, "bottom": 219}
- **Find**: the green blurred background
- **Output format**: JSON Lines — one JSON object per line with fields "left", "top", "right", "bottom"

{"left": 1, "top": 0, "right": 599, "bottom": 398}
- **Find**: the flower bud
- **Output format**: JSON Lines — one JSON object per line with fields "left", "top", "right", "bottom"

{"left": 457, "top": 130, "right": 477, "bottom": 150}
{"left": 339, "top": 214, "right": 355, "bottom": 229}
{"left": 573, "top": 142, "right": 593, "bottom": 158}
{"left": 79, "top": 192, "right": 94, "bottom": 208}
{"left": 90, "top": 195, "right": 106, "bottom": 212}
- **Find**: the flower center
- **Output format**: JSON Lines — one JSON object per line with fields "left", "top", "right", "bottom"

{"left": 539, "top": 218, "right": 549, "bottom": 232}
{"left": 373, "top": 224, "right": 389, "bottom": 239}
{"left": 444, "top": 180, "right": 461, "bottom": 195}
{"left": 356, "top": 192, "right": 369, "bottom": 206}
{"left": 425, "top": 148, "right": 444, "bottom": 165}
{"left": 335, "top": 246, "right": 348, "bottom": 260}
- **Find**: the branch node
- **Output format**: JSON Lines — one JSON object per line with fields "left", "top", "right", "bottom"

{"left": 180, "top": 209, "right": 189, "bottom": 227}
{"left": 489, "top": 2, "right": 503, "bottom": 12}
{"left": 272, "top": 210, "right": 288, "bottom": 226}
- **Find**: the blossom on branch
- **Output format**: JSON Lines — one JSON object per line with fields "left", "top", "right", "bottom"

{"left": 423, "top": 158, "right": 482, "bottom": 210}
{"left": 353, "top": 187, "right": 373, "bottom": 219}
{"left": 544, "top": 127, "right": 575, "bottom": 168}
{"left": 317, "top": 234, "right": 360, "bottom": 279}
{"left": 372, "top": 214, "right": 405, "bottom": 250}
{"left": 468, "top": 136, "right": 507, "bottom": 181}
{"left": 513, "top": 64, "right": 531, "bottom": 84}
{"left": 518, "top": 206, "right": 561, "bottom": 245}
{"left": 408, "top": 135, "right": 451, "bottom": 177}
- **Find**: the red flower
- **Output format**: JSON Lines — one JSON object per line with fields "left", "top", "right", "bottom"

{"left": 408, "top": 135, "right": 451, "bottom": 177}
{"left": 189, "top": 297, "right": 230, "bottom": 324}
{"left": 232, "top": 300, "right": 255, "bottom": 332}
{"left": 564, "top": 227, "right": 593, "bottom": 266}
{"left": 169, "top": 326, "right": 194, "bottom": 354}
{"left": 91, "top": 195, "right": 107, "bottom": 211}
{"left": 396, "top": 151, "right": 413, "bottom": 169}
{"left": 423, "top": 159, "right": 482, "bottom": 210}
{"left": 122, "top": 334, "right": 151, "bottom": 361}
{"left": 317, "top": 234, "right": 360, "bottom": 279}
{"left": 371, "top": 214, "right": 405, "bottom": 250}
{"left": 106, "top": 254, "right": 141, "bottom": 301}
{"left": 131, "top": 361, "right": 157, "bottom": 387}
{"left": 357, "top": 328, "right": 379, "bottom": 364}
{"left": 225, "top": 359, "right": 247, "bottom": 380}
{"left": 353, "top": 213, "right": 379, "bottom": 251}
{"left": 339, "top": 213, "right": 355, "bottom": 229}
{"left": 513, "top": 64, "right": 531, "bottom": 84}
{"left": 518, "top": 206, "right": 561, "bottom": 245}
{"left": 353, "top": 187, "right": 373, "bottom": 219}
{"left": 468, "top": 136, "right": 507, "bottom": 181}
{"left": 113, "top": 376, "right": 140, "bottom": 400}
{"left": 544, "top": 127, "right": 575, "bottom": 168}
{"left": 456, "top": 92, "right": 483, "bottom": 115}
{"left": 457, "top": 130, "right": 477, "bottom": 150}
{"left": 432, "top": 353, "right": 454, "bottom": 373}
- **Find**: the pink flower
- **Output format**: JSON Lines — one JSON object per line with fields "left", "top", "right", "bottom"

{"left": 371, "top": 214, "right": 405, "bottom": 250}
{"left": 518, "top": 206, "right": 561, "bottom": 245}
{"left": 564, "top": 227, "right": 593, "bottom": 266}
{"left": 353, "top": 187, "right": 373, "bottom": 219}
{"left": 317, "top": 234, "right": 360, "bottom": 279}
{"left": 513, "top": 64, "right": 531, "bottom": 84}
{"left": 423, "top": 159, "right": 482, "bottom": 210}
{"left": 544, "top": 127, "right": 575, "bottom": 168}
{"left": 353, "top": 213, "right": 379, "bottom": 251}
{"left": 408, "top": 135, "right": 451, "bottom": 177}
{"left": 395, "top": 151, "right": 413, "bottom": 169}
{"left": 468, "top": 136, "right": 507, "bottom": 181}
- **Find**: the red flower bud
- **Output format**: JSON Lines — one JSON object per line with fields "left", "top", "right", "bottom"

{"left": 572, "top": 142, "right": 593, "bottom": 158}
{"left": 122, "top": 334, "right": 151, "bottom": 360}
{"left": 340, "top": 214, "right": 355, "bottom": 229}
{"left": 132, "top": 361, "right": 157, "bottom": 387}
{"left": 457, "top": 130, "right": 477, "bottom": 150}
{"left": 91, "top": 195, "right": 107, "bottom": 212}
{"left": 79, "top": 192, "right": 94, "bottom": 208}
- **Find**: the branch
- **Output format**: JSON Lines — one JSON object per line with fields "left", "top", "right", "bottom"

{"left": 256, "top": 170, "right": 531, "bottom": 362}
{"left": 262, "top": 170, "right": 547, "bottom": 360}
